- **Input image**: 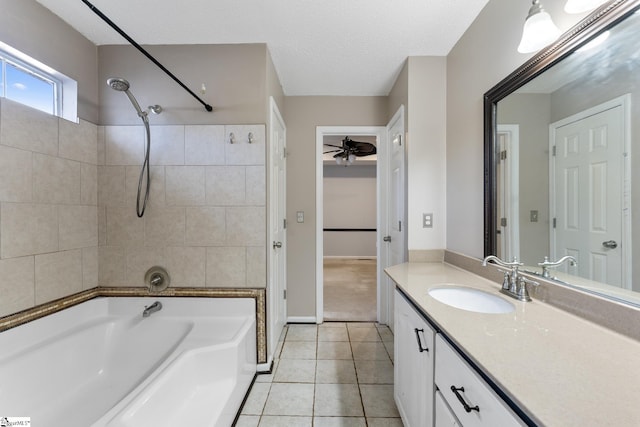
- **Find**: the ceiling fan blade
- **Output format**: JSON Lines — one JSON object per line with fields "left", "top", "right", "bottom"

{"left": 323, "top": 149, "right": 342, "bottom": 154}
{"left": 323, "top": 143, "right": 344, "bottom": 149}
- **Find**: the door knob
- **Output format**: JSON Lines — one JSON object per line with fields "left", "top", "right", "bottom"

{"left": 273, "top": 241, "right": 283, "bottom": 249}
{"left": 602, "top": 240, "right": 618, "bottom": 249}
{"left": 383, "top": 236, "right": 392, "bottom": 242}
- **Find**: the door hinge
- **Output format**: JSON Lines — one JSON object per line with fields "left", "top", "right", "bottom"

{"left": 283, "top": 218, "right": 287, "bottom": 229}
{"left": 553, "top": 218, "right": 557, "bottom": 228}
{"left": 500, "top": 150, "right": 507, "bottom": 160}
{"left": 283, "top": 289, "right": 287, "bottom": 299}
{"left": 398, "top": 221, "right": 402, "bottom": 232}
{"left": 398, "top": 134, "right": 402, "bottom": 146}
{"left": 552, "top": 145, "right": 556, "bottom": 156}
{"left": 500, "top": 217, "right": 507, "bottom": 227}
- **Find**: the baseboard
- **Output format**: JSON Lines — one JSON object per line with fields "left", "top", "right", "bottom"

{"left": 323, "top": 256, "right": 377, "bottom": 260}
{"left": 287, "top": 316, "right": 317, "bottom": 323}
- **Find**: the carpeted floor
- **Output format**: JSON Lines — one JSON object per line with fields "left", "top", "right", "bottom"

{"left": 323, "top": 258, "right": 377, "bottom": 322}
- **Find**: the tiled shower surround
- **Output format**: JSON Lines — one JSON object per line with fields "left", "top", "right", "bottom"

{"left": 0, "top": 98, "right": 266, "bottom": 317}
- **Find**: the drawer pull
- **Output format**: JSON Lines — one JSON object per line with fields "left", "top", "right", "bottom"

{"left": 414, "top": 328, "right": 429, "bottom": 352}
{"left": 451, "top": 386, "right": 480, "bottom": 413}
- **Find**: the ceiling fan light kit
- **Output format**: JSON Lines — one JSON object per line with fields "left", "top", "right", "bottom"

{"left": 323, "top": 136, "right": 376, "bottom": 166}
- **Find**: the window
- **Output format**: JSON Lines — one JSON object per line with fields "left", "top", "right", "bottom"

{"left": 0, "top": 41, "right": 77, "bottom": 122}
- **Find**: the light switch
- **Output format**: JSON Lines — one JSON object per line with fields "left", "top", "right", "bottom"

{"left": 296, "top": 211, "right": 304, "bottom": 223}
{"left": 423, "top": 213, "right": 433, "bottom": 228}
{"left": 530, "top": 210, "right": 538, "bottom": 222}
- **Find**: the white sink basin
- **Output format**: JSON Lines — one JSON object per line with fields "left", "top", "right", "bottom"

{"left": 428, "top": 286, "right": 514, "bottom": 314}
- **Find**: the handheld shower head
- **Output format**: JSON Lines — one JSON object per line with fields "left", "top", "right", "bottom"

{"left": 107, "top": 77, "right": 146, "bottom": 118}
{"left": 107, "top": 77, "right": 130, "bottom": 92}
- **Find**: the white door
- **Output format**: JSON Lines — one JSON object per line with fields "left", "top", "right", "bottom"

{"left": 268, "top": 97, "right": 287, "bottom": 359}
{"left": 381, "top": 106, "right": 406, "bottom": 331}
{"left": 552, "top": 99, "right": 628, "bottom": 288}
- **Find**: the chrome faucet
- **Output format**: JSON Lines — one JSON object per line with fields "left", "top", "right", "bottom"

{"left": 537, "top": 256, "right": 577, "bottom": 278}
{"left": 482, "top": 255, "right": 538, "bottom": 302}
{"left": 142, "top": 301, "right": 162, "bottom": 318}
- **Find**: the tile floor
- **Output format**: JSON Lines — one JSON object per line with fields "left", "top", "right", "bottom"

{"left": 236, "top": 322, "right": 403, "bottom": 427}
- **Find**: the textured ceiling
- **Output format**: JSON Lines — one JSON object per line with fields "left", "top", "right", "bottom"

{"left": 34, "top": 0, "right": 490, "bottom": 96}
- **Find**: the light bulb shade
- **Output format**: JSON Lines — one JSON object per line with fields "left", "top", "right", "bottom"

{"left": 335, "top": 156, "right": 344, "bottom": 165}
{"left": 517, "top": 2, "right": 561, "bottom": 53}
{"left": 564, "top": 0, "right": 608, "bottom": 14}
{"left": 347, "top": 154, "right": 356, "bottom": 164}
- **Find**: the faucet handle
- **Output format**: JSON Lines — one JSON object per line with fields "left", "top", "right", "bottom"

{"left": 517, "top": 276, "right": 539, "bottom": 301}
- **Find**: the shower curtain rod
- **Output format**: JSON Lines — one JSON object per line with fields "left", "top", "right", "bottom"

{"left": 81, "top": 0, "right": 213, "bottom": 112}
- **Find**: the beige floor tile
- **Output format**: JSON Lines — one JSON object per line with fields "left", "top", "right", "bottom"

{"left": 258, "top": 416, "right": 313, "bottom": 427}
{"left": 313, "top": 417, "right": 367, "bottom": 427}
{"left": 366, "top": 418, "right": 404, "bottom": 427}
{"left": 382, "top": 341, "right": 394, "bottom": 362}
{"left": 256, "top": 359, "right": 279, "bottom": 383}
{"left": 320, "top": 322, "right": 347, "bottom": 328}
{"left": 317, "top": 341, "right": 353, "bottom": 360}
{"left": 286, "top": 324, "right": 318, "bottom": 341}
{"left": 377, "top": 327, "right": 394, "bottom": 342}
{"left": 235, "top": 415, "right": 260, "bottom": 427}
{"left": 241, "top": 383, "right": 271, "bottom": 415}
{"left": 347, "top": 322, "right": 377, "bottom": 329}
{"left": 263, "top": 383, "right": 315, "bottom": 416}
{"left": 348, "top": 327, "right": 382, "bottom": 342}
{"left": 273, "top": 359, "right": 317, "bottom": 383}
{"left": 316, "top": 359, "right": 357, "bottom": 384}
{"left": 314, "top": 383, "right": 364, "bottom": 417}
{"left": 280, "top": 341, "right": 317, "bottom": 359}
{"left": 354, "top": 360, "right": 394, "bottom": 384}
{"left": 351, "top": 342, "right": 391, "bottom": 361}
{"left": 318, "top": 327, "right": 349, "bottom": 342}
{"left": 360, "top": 384, "right": 400, "bottom": 418}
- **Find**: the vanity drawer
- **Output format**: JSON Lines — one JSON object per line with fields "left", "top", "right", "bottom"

{"left": 435, "top": 390, "right": 461, "bottom": 427}
{"left": 435, "top": 334, "right": 524, "bottom": 427}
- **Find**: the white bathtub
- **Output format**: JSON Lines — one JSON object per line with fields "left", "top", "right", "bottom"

{"left": 0, "top": 297, "right": 256, "bottom": 427}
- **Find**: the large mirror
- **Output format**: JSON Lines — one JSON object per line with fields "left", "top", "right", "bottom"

{"left": 484, "top": 0, "right": 640, "bottom": 306}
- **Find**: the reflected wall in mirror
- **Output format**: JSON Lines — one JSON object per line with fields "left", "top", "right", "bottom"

{"left": 484, "top": 0, "right": 640, "bottom": 306}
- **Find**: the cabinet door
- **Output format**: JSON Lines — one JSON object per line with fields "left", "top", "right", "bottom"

{"left": 394, "top": 289, "right": 435, "bottom": 427}
{"left": 435, "top": 390, "right": 461, "bottom": 427}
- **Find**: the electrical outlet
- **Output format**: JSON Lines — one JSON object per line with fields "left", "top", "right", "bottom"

{"left": 423, "top": 213, "right": 433, "bottom": 228}
{"left": 296, "top": 211, "right": 304, "bottom": 223}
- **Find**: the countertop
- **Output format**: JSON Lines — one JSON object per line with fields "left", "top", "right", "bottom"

{"left": 385, "top": 262, "right": 640, "bottom": 427}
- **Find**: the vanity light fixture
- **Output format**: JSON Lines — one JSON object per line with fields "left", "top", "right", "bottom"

{"left": 517, "top": 0, "right": 561, "bottom": 53}
{"left": 564, "top": 0, "right": 609, "bottom": 14}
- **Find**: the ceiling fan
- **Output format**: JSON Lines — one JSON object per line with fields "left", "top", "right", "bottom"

{"left": 323, "top": 136, "right": 377, "bottom": 166}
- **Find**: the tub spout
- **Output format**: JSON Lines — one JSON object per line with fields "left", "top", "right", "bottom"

{"left": 142, "top": 301, "right": 162, "bottom": 318}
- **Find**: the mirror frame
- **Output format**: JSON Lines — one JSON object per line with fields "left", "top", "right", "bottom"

{"left": 483, "top": 0, "right": 640, "bottom": 258}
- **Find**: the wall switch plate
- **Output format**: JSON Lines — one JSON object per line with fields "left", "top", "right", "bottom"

{"left": 296, "top": 211, "right": 304, "bottom": 223}
{"left": 530, "top": 210, "right": 538, "bottom": 222}
{"left": 423, "top": 213, "right": 433, "bottom": 228}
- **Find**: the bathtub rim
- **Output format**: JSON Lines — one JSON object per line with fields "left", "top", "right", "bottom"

{"left": 0, "top": 287, "right": 267, "bottom": 364}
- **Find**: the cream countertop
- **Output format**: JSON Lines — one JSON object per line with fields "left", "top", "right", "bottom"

{"left": 385, "top": 262, "right": 640, "bottom": 427}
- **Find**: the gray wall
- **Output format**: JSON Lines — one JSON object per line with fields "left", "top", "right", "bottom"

{"left": 99, "top": 44, "right": 271, "bottom": 126}
{"left": 446, "top": 0, "right": 588, "bottom": 258}
{"left": 323, "top": 164, "right": 377, "bottom": 258}
{"left": 498, "top": 93, "right": 551, "bottom": 264}
{"left": 0, "top": 0, "right": 99, "bottom": 122}
{"left": 283, "top": 96, "right": 388, "bottom": 317}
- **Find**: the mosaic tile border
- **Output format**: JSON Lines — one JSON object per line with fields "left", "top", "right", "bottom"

{"left": 0, "top": 287, "right": 267, "bottom": 364}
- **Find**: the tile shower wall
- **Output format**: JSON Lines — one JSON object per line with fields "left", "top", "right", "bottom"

{"left": 0, "top": 99, "right": 99, "bottom": 317}
{"left": 97, "top": 123, "right": 266, "bottom": 289}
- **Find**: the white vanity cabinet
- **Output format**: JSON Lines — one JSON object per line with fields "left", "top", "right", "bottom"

{"left": 394, "top": 289, "right": 435, "bottom": 427}
{"left": 435, "top": 390, "right": 461, "bottom": 427}
{"left": 435, "top": 334, "right": 525, "bottom": 427}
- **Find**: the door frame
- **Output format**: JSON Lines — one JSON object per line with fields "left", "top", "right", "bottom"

{"left": 497, "top": 124, "right": 520, "bottom": 262}
{"left": 267, "top": 96, "right": 286, "bottom": 366}
{"left": 549, "top": 94, "right": 631, "bottom": 288}
{"left": 316, "top": 126, "right": 386, "bottom": 324}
